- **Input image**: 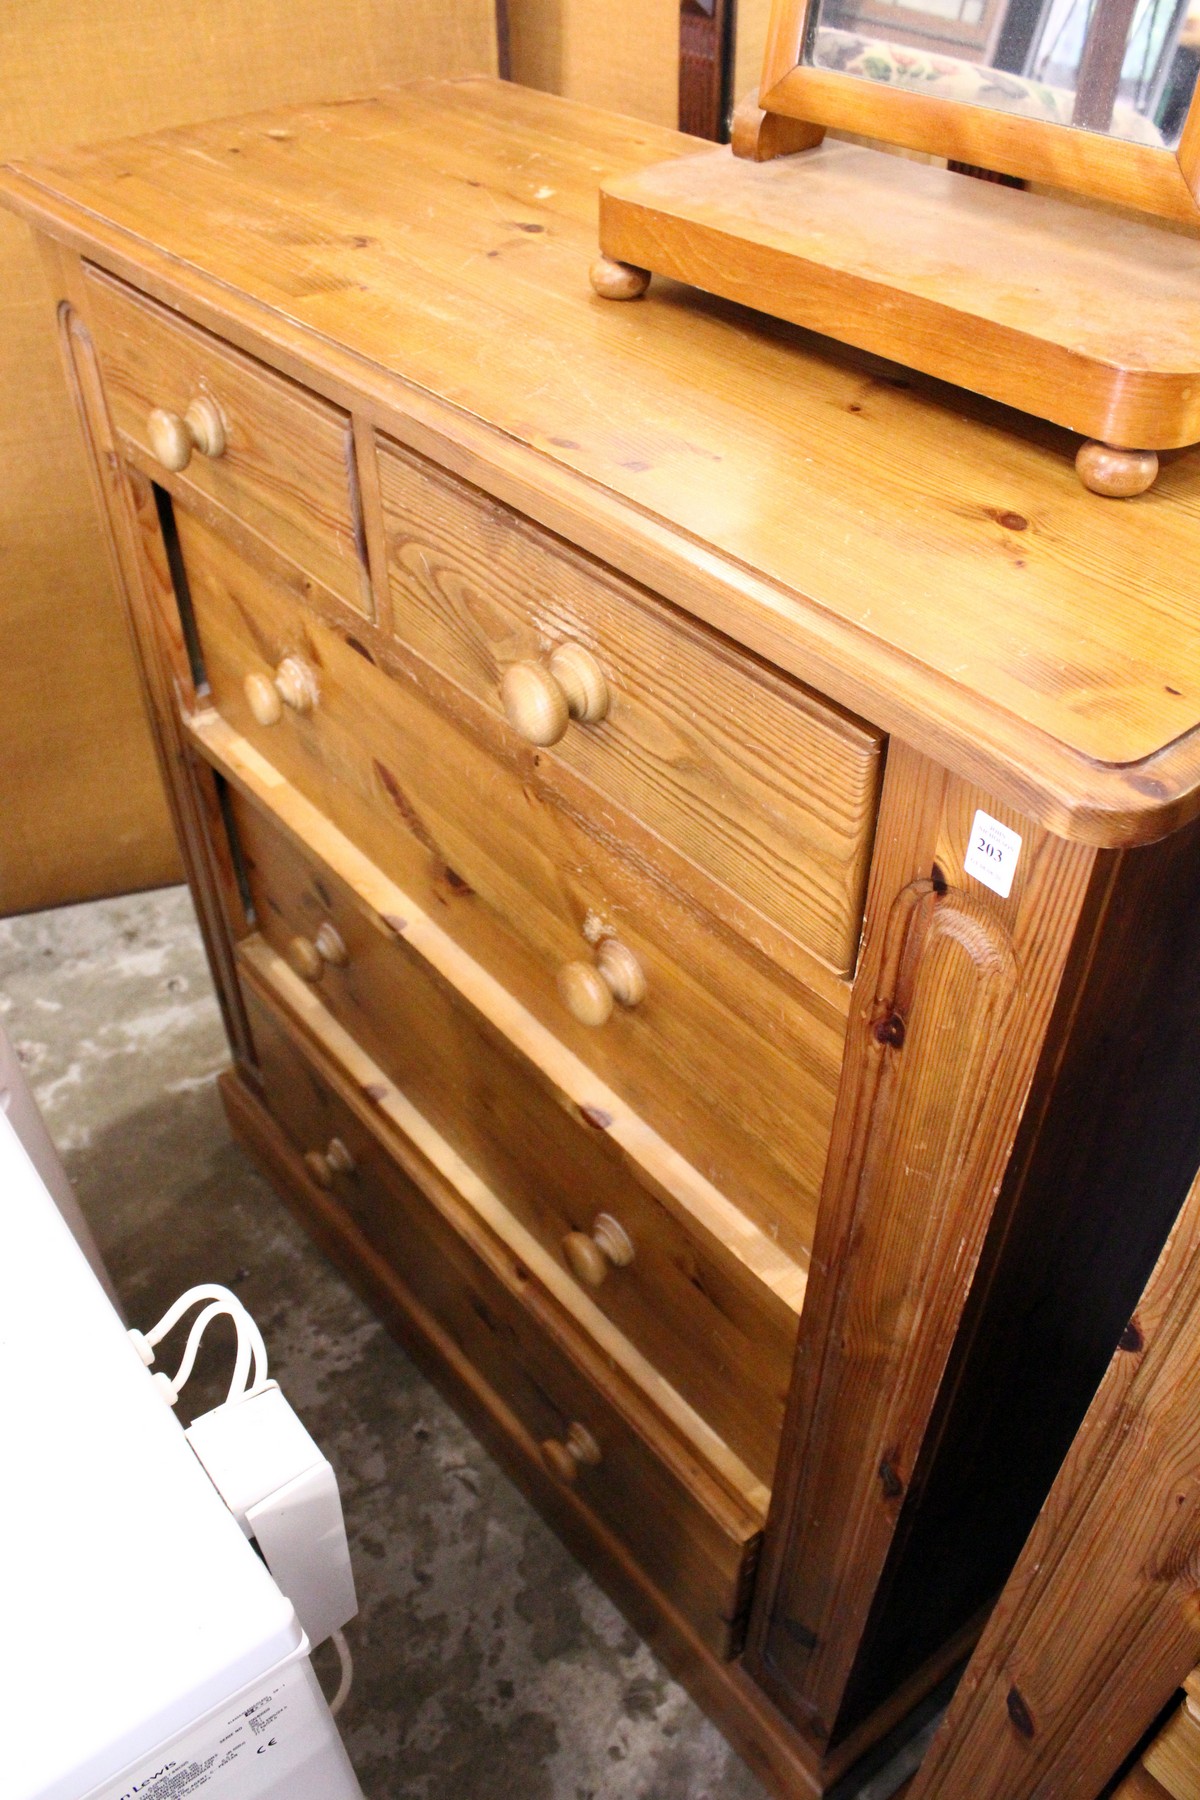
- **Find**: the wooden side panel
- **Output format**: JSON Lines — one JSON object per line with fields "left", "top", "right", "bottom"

{"left": 906, "top": 1163, "right": 1200, "bottom": 1800}
{"left": 45, "top": 254, "right": 254, "bottom": 1066}
{"left": 836, "top": 805, "right": 1200, "bottom": 1737}
{"left": 0, "top": 2, "right": 497, "bottom": 914}
{"left": 745, "top": 741, "right": 1098, "bottom": 1747}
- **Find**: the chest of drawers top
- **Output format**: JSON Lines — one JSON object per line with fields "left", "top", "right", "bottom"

{"left": 6, "top": 74, "right": 1199, "bottom": 850}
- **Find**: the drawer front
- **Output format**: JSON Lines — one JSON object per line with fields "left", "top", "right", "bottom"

{"left": 378, "top": 442, "right": 882, "bottom": 976}
{"left": 242, "top": 977, "right": 761, "bottom": 1658}
{"left": 178, "top": 506, "right": 844, "bottom": 1265}
{"left": 229, "top": 787, "right": 795, "bottom": 1483}
{"left": 85, "top": 267, "right": 370, "bottom": 615}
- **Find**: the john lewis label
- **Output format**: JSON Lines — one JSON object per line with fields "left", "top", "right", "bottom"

{"left": 963, "top": 810, "right": 1022, "bottom": 899}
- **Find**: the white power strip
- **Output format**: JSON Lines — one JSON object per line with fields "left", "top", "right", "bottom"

{"left": 186, "top": 1382, "right": 358, "bottom": 1650}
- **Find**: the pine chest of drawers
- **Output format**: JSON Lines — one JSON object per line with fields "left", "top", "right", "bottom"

{"left": 10, "top": 76, "right": 1200, "bottom": 1797}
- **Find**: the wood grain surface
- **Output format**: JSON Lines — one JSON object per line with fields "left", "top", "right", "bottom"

{"left": 241, "top": 971, "right": 763, "bottom": 1658}
{"left": 177, "top": 504, "right": 846, "bottom": 1264}
{"left": 746, "top": 740, "right": 1098, "bottom": 1746}
{"left": 600, "top": 140, "right": 1200, "bottom": 446}
{"left": 906, "top": 1159, "right": 1200, "bottom": 1799}
{"left": 87, "top": 270, "right": 371, "bottom": 616}
{"left": 229, "top": 787, "right": 799, "bottom": 1484}
{"left": 378, "top": 440, "right": 882, "bottom": 975}
{"left": 8, "top": 80, "right": 1200, "bottom": 840}
{"left": 0, "top": 3, "right": 496, "bottom": 915}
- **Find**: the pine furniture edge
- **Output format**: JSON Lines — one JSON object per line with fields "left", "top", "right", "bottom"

{"left": 3, "top": 124, "right": 1200, "bottom": 850}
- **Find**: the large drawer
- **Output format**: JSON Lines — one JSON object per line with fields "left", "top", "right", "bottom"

{"left": 227, "top": 784, "right": 797, "bottom": 1484}
{"left": 240, "top": 973, "right": 764, "bottom": 1659}
{"left": 177, "top": 504, "right": 845, "bottom": 1265}
{"left": 85, "top": 267, "right": 371, "bottom": 616}
{"left": 378, "top": 442, "right": 882, "bottom": 977}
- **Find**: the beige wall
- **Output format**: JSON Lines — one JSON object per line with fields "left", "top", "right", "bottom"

{"left": 735, "top": 0, "right": 775, "bottom": 104}
{"left": 1, "top": 1, "right": 496, "bottom": 915}
{"left": 506, "top": 0, "right": 775, "bottom": 130}
{"left": 508, "top": 0, "right": 680, "bottom": 126}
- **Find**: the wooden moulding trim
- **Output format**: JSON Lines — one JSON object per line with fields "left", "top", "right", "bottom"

{"left": 8, "top": 177, "right": 1200, "bottom": 844}
{"left": 759, "top": 28, "right": 1200, "bottom": 221}
{"left": 238, "top": 937, "right": 771, "bottom": 1519}
{"left": 187, "top": 709, "right": 809, "bottom": 1316}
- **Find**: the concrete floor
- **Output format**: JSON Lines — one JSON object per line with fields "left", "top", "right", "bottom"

{"left": 0, "top": 886, "right": 930, "bottom": 1800}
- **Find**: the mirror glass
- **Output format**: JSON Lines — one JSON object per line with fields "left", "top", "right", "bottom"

{"left": 802, "top": 0, "right": 1200, "bottom": 145}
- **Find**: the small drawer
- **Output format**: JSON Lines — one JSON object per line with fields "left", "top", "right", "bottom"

{"left": 241, "top": 976, "right": 763, "bottom": 1658}
{"left": 227, "top": 786, "right": 797, "bottom": 1486}
{"left": 177, "top": 506, "right": 845, "bottom": 1265}
{"left": 85, "top": 266, "right": 370, "bottom": 615}
{"left": 378, "top": 442, "right": 883, "bottom": 976}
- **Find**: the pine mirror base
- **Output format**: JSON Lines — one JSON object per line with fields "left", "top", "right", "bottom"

{"left": 595, "top": 136, "right": 1200, "bottom": 497}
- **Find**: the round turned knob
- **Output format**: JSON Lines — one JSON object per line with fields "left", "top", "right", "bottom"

{"left": 286, "top": 920, "right": 348, "bottom": 983}
{"left": 557, "top": 936, "right": 645, "bottom": 1027}
{"left": 303, "top": 1136, "right": 355, "bottom": 1188}
{"left": 595, "top": 937, "right": 645, "bottom": 1007}
{"left": 243, "top": 670, "right": 283, "bottom": 726}
{"left": 242, "top": 655, "right": 319, "bottom": 726}
{"left": 146, "top": 396, "right": 226, "bottom": 472}
{"left": 562, "top": 1213, "right": 635, "bottom": 1288}
{"left": 314, "top": 921, "right": 349, "bottom": 966}
{"left": 500, "top": 661, "right": 569, "bottom": 746}
{"left": 557, "top": 959, "right": 613, "bottom": 1027}
{"left": 540, "top": 1421, "right": 602, "bottom": 1484}
{"left": 274, "top": 654, "right": 319, "bottom": 713}
{"left": 547, "top": 643, "right": 609, "bottom": 724}
{"left": 1076, "top": 440, "right": 1159, "bottom": 498}
{"left": 287, "top": 934, "right": 325, "bottom": 982}
{"left": 500, "top": 643, "right": 609, "bottom": 745}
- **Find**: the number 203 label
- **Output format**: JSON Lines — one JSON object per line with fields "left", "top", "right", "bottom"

{"left": 963, "top": 810, "right": 1022, "bottom": 899}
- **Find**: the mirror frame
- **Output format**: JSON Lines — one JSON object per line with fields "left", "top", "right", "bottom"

{"left": 758, "top": 0, "right": 1200, "bottom": 218}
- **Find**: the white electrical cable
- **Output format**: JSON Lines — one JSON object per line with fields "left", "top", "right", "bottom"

{"left": 168, "top": 1302, "right": 258, "bottom": 1403}
{"left": 132, "top": 1283, "right": 269, "bottom": 1408}
{"left": 328, "top": 1629, "right": 353, "bottom": 1718}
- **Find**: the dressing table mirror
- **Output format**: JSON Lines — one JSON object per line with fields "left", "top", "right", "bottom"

{"left": 596, "top": 0, "right": 1200, "bottom": 493}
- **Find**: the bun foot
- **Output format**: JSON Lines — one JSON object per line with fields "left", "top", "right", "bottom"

{"left": 1076, "top": 441, "right": 1159, "bottom": 497}
{"left": 590, "top": 255, "right": 650, "bottom": 300}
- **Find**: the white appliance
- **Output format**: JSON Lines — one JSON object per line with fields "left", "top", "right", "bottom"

{"left": 0, "top": 1073, "right": 364, "bottom": 1800}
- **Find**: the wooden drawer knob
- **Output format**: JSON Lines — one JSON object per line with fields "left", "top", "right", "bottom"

{"left": 562, "top": 1213, "right": 635, "bottom": 1288}
{"left": 314, "top": 920, "right": 349, "bottom": 966}
{"left": 500, "top": 642, "right": 608, "bottom": 746}
{"left": 540, "top": 1421, "right": 601, "bottom": 1484}
{"left": 548, "top": 643, "right": 609, "bottom": 724}
{"left": 304, "top": 1136, "right": 356, "bottom": 1188}
{"left": 557, "top": 936, "right": 645, "bottom": 1027}
{"left": 557, "top": 959, "right": 613, "bottom": 1026}
{"left": 286, "top": 920, "right": 348, "bottom": 982}
{"left": 146, "top": 396, "right": 226, "bottom": 472}
{"left": 243, "top": 654, "right": 319, "bottom": 725}
{"left": 595, "top": 937, "right": 645, "bottom": 1007}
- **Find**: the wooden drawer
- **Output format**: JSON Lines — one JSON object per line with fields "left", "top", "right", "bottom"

{"left": 177, "top": 505, "right": 845, "bottom": 1265}
{"left": 378, "top": 442, "right": 882, "bottom": 977}
{"left": 85, "top": 267, "right": 370, "bottom": 615}
{"left": 227, "top": 784, "right": 797, "bottom": 1484}
{"left": 240, "top": 973, "right": 764, "bottom": 1658}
